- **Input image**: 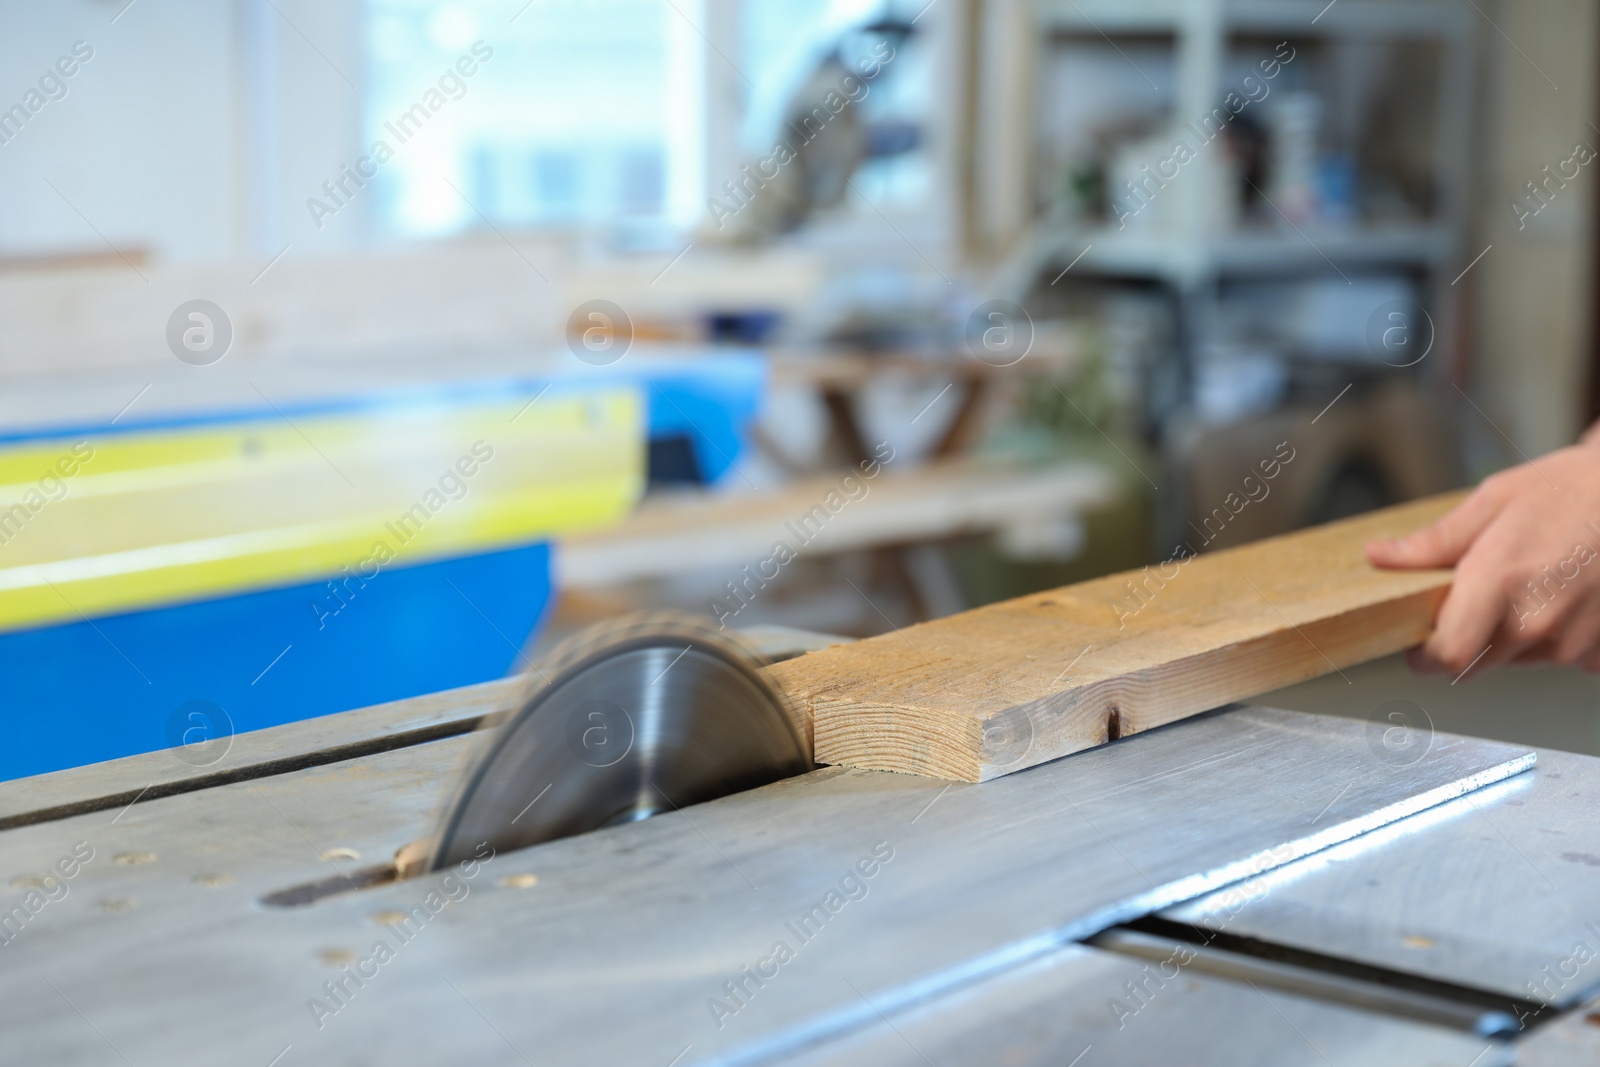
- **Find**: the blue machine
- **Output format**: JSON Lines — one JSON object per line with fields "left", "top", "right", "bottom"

{"left": 0, "top": 349, "right": 765, "bottom": 781}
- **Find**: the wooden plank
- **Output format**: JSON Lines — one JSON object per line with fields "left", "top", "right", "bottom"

{"left": 768, "top": 493, "right": 1462, "bottom": 781}
{"left": 0, "top": 707, "right": 1530, "bottom": 1066}
{"left": 556, "top": 458, "right": 1116, "bottom": 586}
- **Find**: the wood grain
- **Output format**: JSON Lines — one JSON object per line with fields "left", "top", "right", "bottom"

{"left": 768, "top": 492, "right": 1464, "bottom": 781}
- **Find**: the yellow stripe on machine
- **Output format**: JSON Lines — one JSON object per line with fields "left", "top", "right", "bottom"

{"left": 0, "top": 386, "right": 644, "bottom": 633}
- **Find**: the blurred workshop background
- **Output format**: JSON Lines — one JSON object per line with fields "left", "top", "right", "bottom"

{"left": 1, "top": 0, "right": 1597, "bottom": 779}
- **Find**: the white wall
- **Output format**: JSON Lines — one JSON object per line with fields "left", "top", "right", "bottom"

{"left": 0, "top": 0, "right": 365, "bottom": 263}
{"left": 240, "top": 0, "right": 369, "bottom": 257}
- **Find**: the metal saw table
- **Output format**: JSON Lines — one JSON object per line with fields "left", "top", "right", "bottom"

{"left": 2, "top": 654, "right": 1599, "bottom": 1066}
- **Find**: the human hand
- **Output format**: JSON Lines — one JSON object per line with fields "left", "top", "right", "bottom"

{"left": 1365, "top": 443, "right": 1600, "bottom": 676}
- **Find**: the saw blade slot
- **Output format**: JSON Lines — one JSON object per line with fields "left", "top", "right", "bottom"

{"left": 1090, "top": 918, "right": 1551, "bottom": 1040}
{"left": 258, "top": 839, "right": 432, "bottom": 908}
{"left": 257, "top": 861, "right": 402, "bottom": 908}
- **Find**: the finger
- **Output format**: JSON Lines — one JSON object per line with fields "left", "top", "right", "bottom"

{"left": 1420, "top": 634, "right": 1514, "bottom": 679}
{"left": 1405, "top": 644, "right": 1451, "bottom": 675}
{"left": 1419, "top": 557, "right": 1512, "bottom": 676}
{"left": 1509, "top": 639, "right": 1557, "bottom": 665}
{"left": 1409, "top": 620, "right": 1514, "bottom": 676}
{"left": 1551, "top": 600, "right": 1600, "bottom": 665}
{"left": 1410, "top": 640, "right": 1496, "bottom": 678}
{"left": 1486, "top": 597, "right": 1558, "bottom": 665}
{"left": 1366, "top": 480, "right": 1513, "bottom": 570}
{"left": 1583, "top": 646, "right": 1600, "bottom": 673}
{"left": 1477, "top": 584, "right": 1600, "bottom": 671}
{"left": 1475, "top": 636, "right": 1536, "bottom": 672}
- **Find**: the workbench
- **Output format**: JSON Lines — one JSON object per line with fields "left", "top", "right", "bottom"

{"left": 3, "top": 653, "right": 1597, "bottom": 1065}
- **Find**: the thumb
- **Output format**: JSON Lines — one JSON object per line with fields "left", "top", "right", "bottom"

{"left": 1367, "top": 484, "right": 1508, "bottom": 570}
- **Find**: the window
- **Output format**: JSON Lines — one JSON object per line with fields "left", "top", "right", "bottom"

{"left": 364, "top": 0, "right": 679, "bottom": 236}
{"left": 362, "top": 0, "right": 937, "bottom": 239}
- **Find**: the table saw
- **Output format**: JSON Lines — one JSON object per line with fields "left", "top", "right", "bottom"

{"left": 5, "top": 500, "right": 1600, "bottom": 1065}
{"left": 0, "top": 624, "right": 1596, "bottom": 1066}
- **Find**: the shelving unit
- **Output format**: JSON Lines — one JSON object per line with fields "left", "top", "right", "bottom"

{"left": 1038, "top": 0, "right": 1473, "bottom": 37}
{"left": 977, "top": 0, "right": 1477, "bottom": 551}
{"left": 1017, "top": 0, "right": 1474, "bottom": 295}
{"left": 1022, "top": 219, "right": 1455, "bottom": 284}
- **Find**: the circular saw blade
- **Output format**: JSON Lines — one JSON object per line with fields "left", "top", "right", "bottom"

{"left": 428, "top": 614, "right": 812, "bottom": 870}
